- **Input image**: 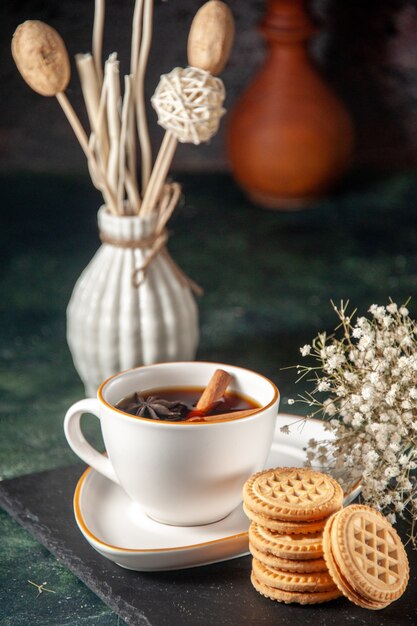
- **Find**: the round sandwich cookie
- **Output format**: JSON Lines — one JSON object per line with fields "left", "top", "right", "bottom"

{"left": 243, "top": 502, "right": 330, "bottom": 534}
{"left": 252, "top": 558, "right": 337, "bottom": 593}
{"left": 249, "top": 523, "right": 324, "bottom": 560}
{"left": 323, "top": 504, "right": 409, "bottom": 610}
{"left": 243, "top": 467, "right": 344, "bottom": 522}
{"left": 250, "top": 572, "right": 342, "bottom": 605}
{"left": 323, "top": 514, "right": 387, "bottom": 610}
{"left": 249, "top": 543, "right": 328, "bottom": 573}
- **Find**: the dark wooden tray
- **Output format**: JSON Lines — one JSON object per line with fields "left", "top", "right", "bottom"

{"left": 0, "top": 464, "right": 415, "bottom": 625}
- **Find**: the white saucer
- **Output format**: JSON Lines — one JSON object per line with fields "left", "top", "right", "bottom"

{"left": 73, "top": 414, "right": 360, "bottom": 571}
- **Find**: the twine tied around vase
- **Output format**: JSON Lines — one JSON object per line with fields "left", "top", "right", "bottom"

{"left": 99, "top": 228, "right": 166, "bottom": 287}
{"left": 99, "top": 227, "right": 202, "bottom": 294}
{"left": 98, "top": 182, "right": 202, "bottom": 293}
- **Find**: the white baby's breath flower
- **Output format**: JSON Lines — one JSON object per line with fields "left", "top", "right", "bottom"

{"left": 348, "top": 349, "right": 357, "bottom": 363}
{"left": 383, "top": 347, "right": 398, "bottom": 361}
{"left": 361, "top": 384, "right": 374, "bottom": 401}
{"left": 287, "top": 398, "right": 295, "bottom": 405}
{"left": 397, "top": 356, "right": 409, "bottom": 369}
{"left": 382, "top": 315, "right": 393, "bottom": 328}
{"left": 352, "top": 413, "right": 363, "bottom": 428}
{"left": 401, "top": 335, "right": 413, "bottom": 348}
{"left": 323, "top": 399, "right": 336, "bottom": 416}
{"left": 293, "top": 300, "right": 416, "bottom": 545}
{"left": 368, "top": 372, "right": 380, "bottom": 385}
{"left": 369, "top": 305, "right": 386, "bottom": 320}
{"left": 358, "top": 335, "right": 372, "bottom": 351}
{"left": 365, "top": 450, "right": 379, "bottom": 465}
{"left": 317, "top": 380, "right": 330, "bottom": 392}
{"left": 327, "top": 354, "right": 345, "bottom": 371}
{"left": 344, "top": 371, "right": 358, "bottom": 385}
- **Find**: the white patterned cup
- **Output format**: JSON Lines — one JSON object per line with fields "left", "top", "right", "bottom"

{"left": 64, "top": 361, "right": 279, "bottom": 526}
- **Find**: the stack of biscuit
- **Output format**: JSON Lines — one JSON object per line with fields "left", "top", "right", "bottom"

{"left": 243, "top": 467, "right": 410, "bottom": 609}
{"left": 243, "top": 467, "right": 344, "bottom": 605}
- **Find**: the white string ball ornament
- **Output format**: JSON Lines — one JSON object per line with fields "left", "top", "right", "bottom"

{"left": 151, "top": 67, "right": 226, "bottom": 145}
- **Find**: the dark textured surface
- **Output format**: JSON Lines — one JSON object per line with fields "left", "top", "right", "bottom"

{"left": 4, "top": 1, "right": 417, "bottom": 173}
{"left": 1, "top": 464, "right": 416, "bottom": 626}
{"left": 1, "top": 171, "right": 417, "bottom": 623}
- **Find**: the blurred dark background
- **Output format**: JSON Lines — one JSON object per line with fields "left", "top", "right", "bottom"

{"left": 2, "top": 0, "right": 417, "bottom": 175}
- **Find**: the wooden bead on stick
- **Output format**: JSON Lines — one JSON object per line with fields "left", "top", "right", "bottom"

{"left": 12, "top": 20, "right": 118, "bottom": 214}
{"left": 187, "top": 0, "right": 235, "bottom": 76}
{"left": 141, "top": 1, "right": 234, "bottom": 217}
{"left": 151, "top": 67, "right": 225, "bottom": 144}
{"left": 12, "top": 20, "right": 70, "bottom": 96}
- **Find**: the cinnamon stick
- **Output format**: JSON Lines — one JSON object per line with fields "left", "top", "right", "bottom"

{"left": 187, "top": 408, "right": 258, "bottom": 423}
{"left": 195, "top": 369, "right": 232, "bottom": 414}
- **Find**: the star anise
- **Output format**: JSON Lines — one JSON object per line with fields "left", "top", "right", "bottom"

{"left": 119, "top": 393, "right": 190, "bottom": 421}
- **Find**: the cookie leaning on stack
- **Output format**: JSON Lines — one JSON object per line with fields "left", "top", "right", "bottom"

{"left": 322, "top": 504, "right": 409, "bottom": 610}
{"left": 243, "top": 467, "right": 344, "bottom": 604}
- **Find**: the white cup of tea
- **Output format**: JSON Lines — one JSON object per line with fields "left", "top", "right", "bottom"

{"left": 64, "top": 361, "right": 279, "bottom": 526}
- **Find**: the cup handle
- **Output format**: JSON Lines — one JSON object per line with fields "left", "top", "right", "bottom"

{"left": 64, "top": 398, "right": 119, "bottom": 485}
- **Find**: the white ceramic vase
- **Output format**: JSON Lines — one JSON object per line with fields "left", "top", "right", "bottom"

{"left": 67, "top": 207, "right": 199, "bottom": 396}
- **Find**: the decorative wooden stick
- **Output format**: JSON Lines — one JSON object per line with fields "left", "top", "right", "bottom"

{"left": 130, "top": 0, "right": 144, "bottom": 76}
{"left": 58, "top": 95, "right": 116, "bottom": 213}
{"left": 125, "top": 87, "right": 140, "bottom": 211}
{"left": 132, "top": 0, "right": 153, "bottom": 192}
{"left": 76, "top": 53, "right": 100, "bottom": 128}
{"left": 122, "top": 75, "right": 141, "bottom": 212}
{"left": 87, "top": 76, "right": 110, "bottom": 192}
{"left": 105, "top": 53, "right": 121, "bottom": 209}
{"left": 117, "top": 75, "right": 130, "bottom": 212}
{"left": 93, "top": 0, "right": 105, "bottom": 84}
{"left": 76, "top": 52, "right": 109, "bottom": 166}
{"left": 155, "top": 182, "right": 182, "bottom": 234}
{"left": 88, "top": 73, "right": 108, "bottom": 163}
{"left": 56, "top": 92, "right": 117, "bottom": 213}
{"left": 139, "top": 132, "right": 177, "bottom": 217}
{"left": 118, "top": 75, "right": 141, "bottom": 213}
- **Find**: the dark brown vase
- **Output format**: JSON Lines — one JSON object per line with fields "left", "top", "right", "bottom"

{"left": 227, "top": 0, "right": 354, "bottom": 209}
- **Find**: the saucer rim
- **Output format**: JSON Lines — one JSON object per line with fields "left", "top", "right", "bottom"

{"left": 74, "top": 466, "right": 249, "bottom": 554}
{"left": 73, "top": 414, "right": 361, "bottom": 555}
